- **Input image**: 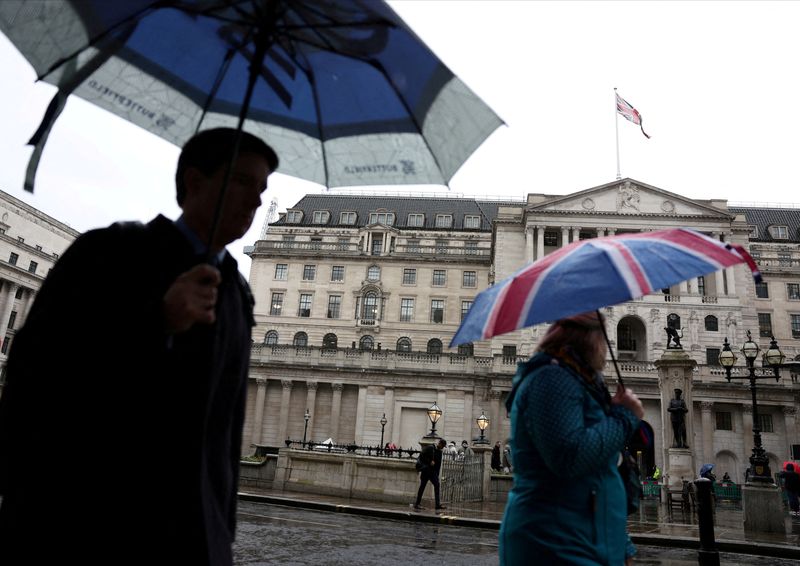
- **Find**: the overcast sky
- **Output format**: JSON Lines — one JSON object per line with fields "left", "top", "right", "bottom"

{"left": 1, "top": 1, "right": 799, "bottom": 275}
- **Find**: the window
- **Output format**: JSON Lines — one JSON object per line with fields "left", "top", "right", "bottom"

{"left": 298, "top": 294, "right": 312, "bottom": 317}
{"left": 431, "top": 299, "right": 444, "bottom": 323}
{"left": 327, "top": 295, "right": 341, "bottom": 319}
{"left": 748, "top": 225, "right": 758, "bottom": 238}
{"left": 502, "top": 345, "right": 517, "bottom": 360}
{"left": 706, "top": 348, "right": 721, "bottom": 366}
{"left": 340, "top": 211, "right": 357, "bottom": 225}
{"left": 435, "top": 239, "right": 448, "bottom": 254}
{"left": 1, "top": 337, "right": 9, "bottom": 355}
{"left": 362, "top": 292, "right": 379, "bottom": 320}
{"left": 461, "top": 300, "right": 473, "bottom": 321}
{"left": 697, "top": 276, "right": 705, "bottom": 296}
{"left": 427, "top": 339, "right": 443, "bottom": 354}
{"left": 396, "top": 337, "right": 412, "bottom": 352}
{"left": 302, "top": 265, "right": 316, "bottom": 281}
{"left": 758, "top": 313, "right": 773, "bottom": 337}
{"left": 769, "top": 225, "right": 789, "bottom": 239}
{"left": 755, "top": 282, "right": 769, "bottom": 299}
{"left": 7, "top": 311, "right": 16, "bottom": 330}
{"left": 464, "top": 215, "right": 481, "bottom": 229}
{"left": 275, "top": 264, "right": 288, "bottom": 280}
{"left": 704, "top": 315, "right": 718, "bottom": 331}
{"left": 402, "top": 268, "right": 417, "bottom": 285}
{"left": 369, "top": 212, "right": 395, "bottom": 226}
{"left": 462, "top": 271, "right": 477, "bottom": 287}
{"left": 465, "top": 241, "right": 478, "bottom": 255}
{"left": 667, "top": 313, "right": 680, "bottom": 330}
{"left": 407, "top": 213, "right": 424, "bottom": 227}
{"left": 286, "top": 210, "right": 303, "bottom": 223}
{"left": 432, "top": 269, "right": 446, "bottom": 286}
{"left": 312, "top": 210, "right": 330, "bottom": 224}
{"left": 359, "top": 335, "right": 374, "bottom": 350}
{"left": 458, "top": 343, "right": 474, "bottom": 356}
{"left": 264, "top": 330, "right": 279, "bottom": 345}
{"left": 399, "top": 298, "right": 415, "bottom": 322}
{"left": 8, "top": 253, "right": 18, "bottom": 266}
{"left": 435, "top": 214, "right": 452, "bottom": 228}
{"left": 323, "top": 333, "right": 338, "bottom": 349}
{"left": 544, "top": 231, "right": 558, "bottom": 246}
{"left": 367, "top": 265, "right": 381, "bottom": 281}
{"left": 371, "top": 238, "right": 383, "bottom": 255}
{"left": 331, "top": 266, "right": 345, "bottom": 282}
{"left": 407, "top": 239, "right": 420, "bottom": 253}
{"left": 791, "top": 314, "right": 800, "bottom": 339}
{"left": 715, "top": 411, "right": 732, "bottom": 431}
{"left": 269, "top": 293, "right": 284, "bottom": 316}
{"left": 788, "top": 283, "right": 800, "bottom": 300}
{"left": 757, "top": 414, "right": 774, "bottom": 433}
{"left": 293, "top": 332, "right": 308, "bottom": 347}
{"left": 14, "top": 288, "right": 23, "bottom": 299}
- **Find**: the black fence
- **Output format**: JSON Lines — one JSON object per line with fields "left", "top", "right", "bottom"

{"left": 283, "top": 439, "right": 420, "bottom": 459}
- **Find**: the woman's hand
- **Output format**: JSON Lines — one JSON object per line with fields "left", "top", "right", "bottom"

{"left": 612, "top": 387, "right": 644, "bottom": 419}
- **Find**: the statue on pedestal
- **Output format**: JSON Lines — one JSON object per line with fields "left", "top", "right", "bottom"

{"left": 664, "top": 326, "right": 683, "bottom": 349}
{"left": 668, "top": 388, "right": 688, "bottom": 448}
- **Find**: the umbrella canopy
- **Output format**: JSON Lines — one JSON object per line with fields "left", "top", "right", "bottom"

{"left": 699, "top": 463, "right": 715, "bottom": 477}
{"left": 783, "top": 461, "right": 800, "bottom": 472}
{"left": 0, "top": 0, "right": 502, "bottom": 191}
{"left": 451, "top": 228, "right": 761, "bottom": 347}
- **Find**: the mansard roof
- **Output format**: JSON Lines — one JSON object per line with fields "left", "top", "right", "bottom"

{"left": 273, "top": 194, "right": 515, "bottom": 231}
{"left": 729, "top": 206, "right": 800, "bottom": 243}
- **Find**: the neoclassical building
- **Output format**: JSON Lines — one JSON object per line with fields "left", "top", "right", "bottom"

{"left": 243, "top": 178, "right": 800, "bottom": 481}
{"left": 0, "top": 190, "right": 78, "bottom": 379}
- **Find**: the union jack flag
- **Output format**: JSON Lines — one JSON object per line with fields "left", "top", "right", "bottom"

{"left": 616, "top": 93, "right": 651, "bottom": 139}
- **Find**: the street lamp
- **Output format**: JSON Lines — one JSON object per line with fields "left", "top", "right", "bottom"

{"left": 718, "top": 331, "right": 784, "bottom": 484}
{"left": 379, "top": 413, "right": 388, "bottom": 450}
{"left": 426, "top": 401, "right": 442, "bottom": 438}
{"left": 475, "top": 410, "right": 490, "bottom": 444}
{"left": 302, "top": 408, "right": 311, "bottom": 447}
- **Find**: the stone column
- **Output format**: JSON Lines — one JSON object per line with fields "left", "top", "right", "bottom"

{"left": 536, "top": 225, "right": 545, "bottom": 260}
{"left": 383, "top": 386, "right": 395, "bottom": 445}
{"left": 679, "top": 280, "right": 689, "bottom": 295}
{"left": 700, "top": 401, "right": 714, "bottom": 464}
{"left": 687, "top": 278, "right": 697, "bottom": 294}
{"left": 251, "top": 378, "right": 268, "bottom": 445}
{"left": 655, "top": 350, "right": 697, "bottom": 492}
{"left": 783, "top": 407, "right": 797, "bottom": 459}
{"left": 489, "top": 389, "right": 503, "bottom": 445}
{"left": 305, "top": 381, "right": 318, "bottom": 441}
{"left": 436, "top": 389, "right": 448, "bottom": 440}
{"left": 561, "top": 227, "right": 570, "bottom": 248}
{"left": 571, "top": 226, "right": 581, "bottom": 243}
{"left": 607, "top": 228, "right": 616, "bottom": 236}
{"left": 463, "top": 391, "right": 474, "bottom": 443}
{"left": 525, "top": 227, "right": 534, "bottom": 263}
{"left": 742, "top": 404, "right": 754, "bottom": 459}
{"left": 354, "top": 385, "right": 367, "bottom": 444}
{"left": 277, "top": 379, "right": 293, "bottom": 443}
{"left": 330, "top": 382, "right": 344, "bottom": 441}
{"left": 596, "top": 227, "right": 605, "bottom": 238}
{"left": 19, "top": 288, "right": 34, "bottom": 327}
{"left": 472, "top": 443, "right": 494, "bottom": 502}
{"left": 0, "top": 282, "right": 18, "bottom": 351}
{"left": 725, "top": 266, "right": 736, "bottom": 295}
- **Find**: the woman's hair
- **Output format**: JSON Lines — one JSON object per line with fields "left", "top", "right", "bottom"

{"left": 537, "top": 311, "right": 607, "bottom": 371}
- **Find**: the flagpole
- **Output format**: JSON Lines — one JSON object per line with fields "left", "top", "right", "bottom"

{"left": 614, "top": 87, "right": 621, "bottom": 180}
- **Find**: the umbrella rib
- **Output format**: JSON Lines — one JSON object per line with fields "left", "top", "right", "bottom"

{"left": 194, "top": 40, "right": 245, "bottom": 134}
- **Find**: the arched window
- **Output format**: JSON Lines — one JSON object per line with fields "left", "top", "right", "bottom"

{"left": 458, "top": 342, "right": 474, "bottom": 356}
{"left": 705, "top": 315, "right": 719, "bottom": 332}
{"left": 427, "top": 338, "right": 443, "bottom": 354}
{"left": 667, "top": 313, "right": 681, "bottom": 330}
{"left": 293, "top": 332, "right": 308, "bottom": 347}
{"left": 322, "top": 333, "right": 338, "bottom": 349}
{"left": 362, "top": 291, "right": 379, "bottom": 320}
{"left": 367, "top": 265, "right": 381, "bottom": 281}
{"left": 264, "top": 330, "right": 279, "bottom": 345}
{"left": 396, "top": 337, "right": 412, "bottom": 352}
{"left": 359, "top": 335, "right": 374, "bottom": 350}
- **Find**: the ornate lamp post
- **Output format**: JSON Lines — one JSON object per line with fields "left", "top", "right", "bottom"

{"left": 302, "top": 408, "right": 311, "bottom": 447}
{"left": 475, "top": 410, "right": 490, "bottom": 444}
{"left": 379, "top": 413, "right": 387, "bottom": 450}
{"left": 718, "top": 331, "right": 784, "bottom": 483}
{"left": 426, "top": 401, "right": 442, "bottom": 438}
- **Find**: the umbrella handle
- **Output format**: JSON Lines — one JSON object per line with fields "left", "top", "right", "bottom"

{"left": 597, "top": 309, "right": 625, "bottom": 389}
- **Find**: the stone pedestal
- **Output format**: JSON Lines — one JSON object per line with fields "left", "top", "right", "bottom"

{"left": 666, "top": 448, "right": 694, "bottom": 491}
{"left": 743, "top": 483, "right": 786, "bottom": 534}
{"left": 655, "top": 349, "right": 697, "bottom": 488}
{"left": 472, "top": 443, "right": 493, "bottom": 501}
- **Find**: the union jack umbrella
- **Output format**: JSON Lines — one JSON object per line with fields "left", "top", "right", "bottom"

{"left": 450, "top": 228, "right": 761, "bottom": 348}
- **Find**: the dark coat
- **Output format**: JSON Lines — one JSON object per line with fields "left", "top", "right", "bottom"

{"left": 418, "top": 444, "right": 443, "bottom": 475}
{"left": 0, "top": 216, "right": 254, "bottom": 565}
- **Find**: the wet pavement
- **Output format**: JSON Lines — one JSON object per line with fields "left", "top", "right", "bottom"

{"left": 238, "top": 487, "right": 800, "bottom": 562}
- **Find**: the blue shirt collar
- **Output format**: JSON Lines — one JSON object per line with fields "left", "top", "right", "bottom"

{"left": 174, "top": 216, "right": 227, "bottom": 265}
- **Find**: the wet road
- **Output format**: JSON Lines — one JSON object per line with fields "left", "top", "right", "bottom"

{"left": 234, "top": 501, "right": 800, "bottom": 565}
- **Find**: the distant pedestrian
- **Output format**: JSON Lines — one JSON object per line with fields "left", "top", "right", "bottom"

{"left": 414, "top": 438, "right": 447, "bottom": 511}
{"left": 721, "top": 472, "right": 731, "bottom": 483}
{"left": 459, "top": 440, "right": 473, "bottom": 460}
{"left": 781, "top": 463, "right": 800, "bottom": 515}
{"left": 491, "top": 441, "right": 502, "bottom": 472}
{"left": 502, "top": 443, "right": 513, "bottom": 473}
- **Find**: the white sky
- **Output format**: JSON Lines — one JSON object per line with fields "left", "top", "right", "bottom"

{"left": 1, "top": 1, "right": 800, "bottom": 274}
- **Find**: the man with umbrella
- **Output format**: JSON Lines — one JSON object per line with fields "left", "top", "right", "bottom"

{"left": 0, "top": 128, "right": 278, "bottom": 566}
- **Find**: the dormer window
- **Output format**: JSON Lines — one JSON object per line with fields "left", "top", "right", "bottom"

{"left": 769, "top": 225, "right": 789, "bottom": 239}
{"left": 369, "top": 211, "right": 395, "bottom": 226}
{"left": 286, "top": 210, "right": 303, "bottom": 223}
{"left": 312, "top": 210, "right": 330, "bottom": 224}
{"left": 340, "top": 211, "right": 357, "bottom": 225}
{"left": 464, "top": 215, "right": 480, "bottom": 229}
{"left": 407, "top": 213, "right": 424, "bottom": 227}
{"left": 748, "top": 225, "right": 758, "bottom": 238}
{"left": 435, "top": 214, "right": 452, "bottom": 228}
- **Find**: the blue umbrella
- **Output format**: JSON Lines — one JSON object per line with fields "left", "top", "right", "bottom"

{"left": 0, "top": 0, "right": 502, "bottom": 192}
{"left": 699, "top": 464, "right": 715, "bottom": 477}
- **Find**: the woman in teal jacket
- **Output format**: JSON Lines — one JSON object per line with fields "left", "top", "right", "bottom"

{"left": 499, "top": 312, "right": 643, "bottom": 565}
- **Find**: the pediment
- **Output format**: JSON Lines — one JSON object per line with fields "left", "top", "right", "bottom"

{"left": 529, "top": 179, "right": 732, "bottom": 218}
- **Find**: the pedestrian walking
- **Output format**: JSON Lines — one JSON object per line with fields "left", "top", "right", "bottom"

{"left": 503, "top": 443, "right": 513, "bottom": 473}
{"left": 781, "top": 463, "right": 800, "bottom": 515}
{"left": 499, "top": 311, "right": 642, "bottom": 566}
{"left": 492, "top": 441, "right": 503, "bottom": 472}
{"left": 0, "top": 128, "right": 278, "bottom": 566}
{"left": 414, "top": 438, "right": 447, "bottom": 511}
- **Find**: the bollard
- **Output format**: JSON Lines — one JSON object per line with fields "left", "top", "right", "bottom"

{"left": 694, "top": 477, "right": 720, "bottom": 566}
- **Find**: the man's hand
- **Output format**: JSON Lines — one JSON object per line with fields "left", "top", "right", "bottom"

{"left": 163, "top": 264, "right": 222, "bottom": 333}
